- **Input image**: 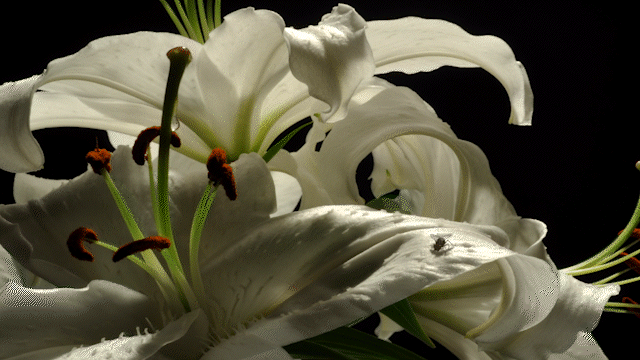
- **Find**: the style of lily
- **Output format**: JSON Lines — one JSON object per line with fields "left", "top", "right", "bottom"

{"left": 0, "top": 4, "right": 531, "bottom": 175}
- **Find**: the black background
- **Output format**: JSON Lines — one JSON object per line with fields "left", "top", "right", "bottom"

{"left": 0, "top": 1, "right": 630, "bottom": 358}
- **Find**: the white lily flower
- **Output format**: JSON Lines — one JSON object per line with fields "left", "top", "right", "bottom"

{"left": 1, "top": 146, "right": 532, "bottom": 359}
{"left": 268, "top": 81, "right": 619, "bottom": 358}
{"left": 0, "top": 4, "right": 531, "bottom": 174}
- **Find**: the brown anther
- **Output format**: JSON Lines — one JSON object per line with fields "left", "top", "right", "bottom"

{"left": 618, "top": 228, "right": 640, "bottom": 240}
{"left": 132, "top": 126, "right": 182, "bottom": 165}
{"left": 620, "top": 252, "right": 640, "bottom": 275}
{"left": 206, "top": 148, "right": 237, "bottom": 200}
{"left": 86, "top": 148, "right": 112, "bottom": 174}
{"left": 67, "top": 227, "right": 99, "bottom": 262}
{"left": 112, "top": 236, "right": 171, "bottom": 262}
{"left": 622, "top": 297, "right": 640, "bottom": 319}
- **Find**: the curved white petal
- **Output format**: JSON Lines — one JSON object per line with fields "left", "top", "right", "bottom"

{"left": 13, "top": 173, "right": 70, "bottom": 205}
{"left": 270, "top": 171, "right": 302, "bottom": 217}
{"left": 0, "top": 280, "right": 157, "bottom": 359}
{"left": 195, "top": 7, "right": 290, "bottom": 157}
{"left": 0, "top": 75, "right": 45, "bottom": 172}
{"left": 408, "top": 255, "right": 617, "bottom": 359}
{"left": 366, "top": 17, "right": 533, "bottom": 125}
{"left": 284, "top": 4, "right": 375, "bottom": 122}
{"left": 200, "top": 205, "right": 515, "bottom": 352}
{"left": 276, "top": 85, "right": 544, "bottom": 253}
{"left": 50, "top": 309, "right": 206, "bottom": 360}
{"left": 474, "top": 273, "right": 618, "bottom": 359}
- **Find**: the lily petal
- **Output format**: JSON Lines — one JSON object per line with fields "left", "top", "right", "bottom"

{"left": 0, "top": 280, "right": 157, "bottom": 358}
{"left": 474, "top": 273, "right": 618, "bottom": 359}
{"left": 284, "top": 4, "right": 375, "bottom": 122}
{"left": 195, "top": 7, "right": 289, "bottom": 156}
{"left": 0, "top": 75, "right": 45, "bottom": 172}
{"left": 50, "top": 309, "right": 207, "bottom": 360}
{"left": 272, "top": 85, "right": 545, "bottom": 253}
{"left": 366, "top": 16, "right": 533, "bottom": 125}
{"left": 200, "top": 205, "right": 516, "bottom": 354}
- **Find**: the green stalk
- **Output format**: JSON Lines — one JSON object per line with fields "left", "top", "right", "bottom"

{"left": 158, "top": 0, "right": 189, "bottom": 38}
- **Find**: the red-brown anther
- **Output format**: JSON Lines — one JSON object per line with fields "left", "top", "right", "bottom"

{"left": 67, "top": 227, "right": 99, "bottom": 262}
{"left": 132, "top": 126, "right": 182, "bottom": 165}
{"left": 620, "top": 252, "right": 640, "bottom": 275}
{"left": 86, "top": 148, "right": 112, "bottom": 174}
{"left": 618, "top": 228, "right": 640, "bottom": 240}
{"left": 622, "top": 297, "right": 640, "bottom": 319}
{"left": 112, "top": 236, "right": 171, "bottom": 262}
{"left": 206, "top": 148, "right": 237, "bottom": 200}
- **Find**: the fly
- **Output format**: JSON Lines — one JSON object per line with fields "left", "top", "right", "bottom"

{"left": 431, "top": 233, "right": 452, "bottom": 252}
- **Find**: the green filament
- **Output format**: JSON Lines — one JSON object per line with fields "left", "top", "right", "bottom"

{"left": 158, "top": 0, "right": 222, "bottom": 43}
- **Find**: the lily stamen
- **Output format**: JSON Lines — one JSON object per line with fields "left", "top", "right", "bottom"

{"left": 85, "top": 147, "right": 112, "bottom": 174}
{"left": 113, "top": 236, "right": 172, "bottom": 262}
{"left": 132, "top": 126, "right": 181, "bottom": 165}
{"left": 206, "top": 148, "right": 237, "bottom": 200}
{"left": 67, "top": 227, "right": 99, "bottom": 262}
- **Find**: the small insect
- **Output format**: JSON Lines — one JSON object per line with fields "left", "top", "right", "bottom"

{"left": 430, "top": 233, "right": 452, "bottom": 252}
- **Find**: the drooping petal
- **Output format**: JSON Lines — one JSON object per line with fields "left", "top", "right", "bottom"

{"left": 284, "top": 4, "right": 375, "bottom": 122}
{"left": 0, "top": 75, "right": 45, "bottom": 172}
{"left": 200, "top": 204, "right": 516, "bottom": 353}
{"left": 407, "top": 254, "right": 617, "bottom": 359}
{"left": 0, "top": 280, "right": 157, "bottom": 358}
{"left": 473, "top": 273, "right": 618, "bottom": 359}
{"left": 274, "top": 85, "right": 544, "bottom": 252}
{"left": 366, "top": 17, "right": 533, "bottom": 125}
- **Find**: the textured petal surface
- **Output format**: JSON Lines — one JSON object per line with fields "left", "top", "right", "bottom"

{"left": 366, "top": 17, "right": 533, "bottom": 125}
{"left": 284, "top": 4, "right": 375, "bottom": 122}
{"left": 200, "top": 205, "right": 515, "bottom": 353}
{"left": 50, "top": 309, "right": 206, "bottom": 360}
{"left": 0, "top": 280, "right": 156, "bottom": 358}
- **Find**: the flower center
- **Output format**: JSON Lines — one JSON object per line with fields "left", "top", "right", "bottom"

{"left": 65, "top": 47, "right": 237, "bottom": 327}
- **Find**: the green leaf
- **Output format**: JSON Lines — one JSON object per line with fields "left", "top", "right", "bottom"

{"left": 365, "top": 193, "right": 412, "bottom": 214}
{"left": 284, "top": 326, "right": 429, "bottom": 360}
{"left": 380, "top": 299, "right": 436, "bottom": 348}
{"left": 262, "top": 120, "right": 312, "bottom": 163}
